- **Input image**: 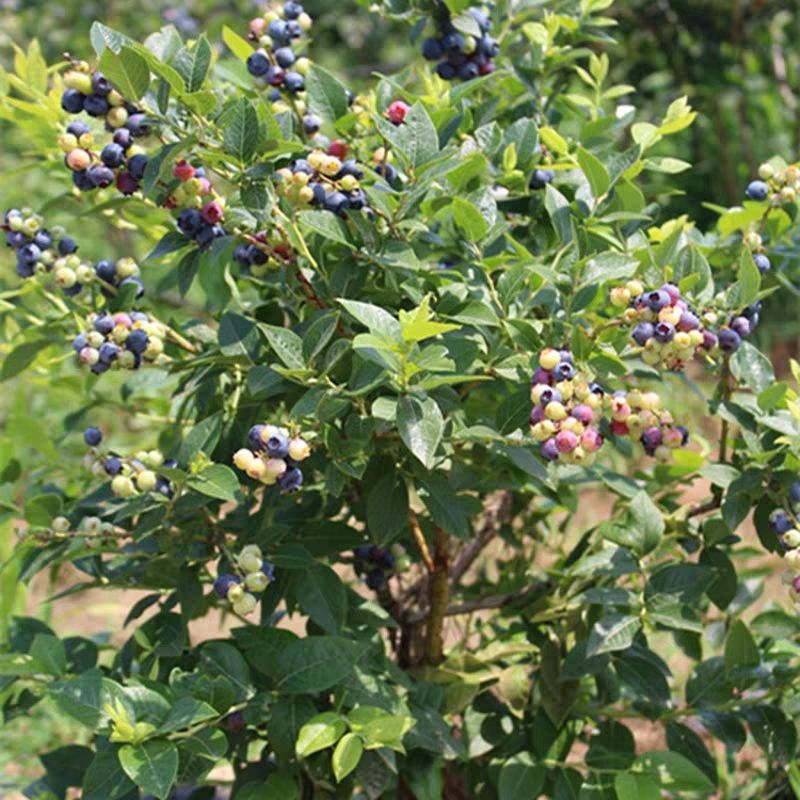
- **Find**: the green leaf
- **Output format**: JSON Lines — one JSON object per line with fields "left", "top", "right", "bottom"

{"left": 179, "top": 411, "right": 224, "bottom": 464}
{"left": 380, "top": 102, "right": 439, "bottom": 167}
{"left": 338, "top": 300, "right": 401, "bottom": 339}
{"left": 628, "top": 491, "right": 664, "bottom": 555}
{"left": 614, "top": 773, "right": 660, "bottom": 800}
{"left": 367, "top": 473, "right": 409, "bottom": 544}
{"left": 306, "top": 64, "right": 350, "bottom": 123}
{"left": 497, "top": 753, "right": 545, "bottom": 800}
{"left": 90, "top": 22, "right": 133, "bottom": 55}
{"left": 397, "top": 395, "right": 444, "bottom": 470}
{"left": 295, "top": 565, "right": 348, "bottom": 634}
{"left": 296, "top": 712, "right": 347, "bottom": 758}
{"left": 155, "top": 697, "right": 218, "bottom": 734}
{"left": 545, "top": 184, "right": 572, "bottom": 243}
{"left": 98, "top": 45, "right": 150, "bottom": 101}
{"left": 332, "top": 733, "right": 363, "bottom": 783}
{"left": 272, "top": 637, "right": 369, "bottom": 693}
{"left": 731, "top": 341, "right": 774, "bottom": 393}
{"left": 632, "top": 751, "right": 715, "bottom": 792}
{"left": 1, "top": 338, "right": 52, "bottom": 381}
{"left": 259, "top": 324, "right": 305, "bottom": 370}
{"left": 452, "top": 197, "right": 488, "bottom": 240}
{"left": 119, "top": 739, "right": 178, "bottom": 800}
{"left": 219, "top": 312, "right": 261, "bottom": 359}
{"left": 724, "top": 620, "right": 759, "bottom": 674}
{"left": 50, "top": 674, "right": 128, "bottom": 728}
{"left": 223, "top": 97, "right": 260, "bottom": 164}
{"left": 299, "top": 209, "right": 352, "bottom": 246}
{"left": 417, "top": 473, "right": 471, "bottom": 539}
{"left": 735, "top": 248, "right": 761, "bottom": 308}
{"left": 173, "top": 35, "right": 212, "bottom": 92}
{"left": 399, "top": 297, "right": 460, "bottom": 342}
{"left": 30, "top": 633, "right": 66, "bottom": 676}
{"left": 221, "top": 25, "right": 254, "bottom": 62}
{"left": 587, "top": 613, "right": 641, "bottom": 656}
{"left": 82, "top": 747, "right": 136, "bottom": 800}
{"left": 186, "top": 464, "right": 239, "bottom": 502}
{"left": 577, "top": 147, "right": 611, "bottom": 198}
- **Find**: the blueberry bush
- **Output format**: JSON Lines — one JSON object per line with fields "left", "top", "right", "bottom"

{"left": 2, "top": 1, "right": 800, "bottom": 798}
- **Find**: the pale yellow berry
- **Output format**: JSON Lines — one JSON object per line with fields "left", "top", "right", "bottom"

{"left": 238, "top": 545, "right": 263, "bottom": 574}
{"left": 288, "top": 438, "right": 310, "bottom": 462}
{"left": 111, "top": 475, "right": 136, "bottom": 498}
{"left": 233, "top": 593, "right": 258, "bottom": 616}
{"left": 245, "top": 572, "right": 269, "bottom": 592}
{"left": 233, "top": 449, "right": 255, "bottom": 470}
{"left": 136, "top": 470, "right": 158, "bottom": 492}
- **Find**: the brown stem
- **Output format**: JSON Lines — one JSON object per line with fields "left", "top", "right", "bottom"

{"left": 450, "top": 490, "right": 512, "bottom": 584}
{"left": 409, "top": 510, "right": 434, "bottom": 573}
{"left": 424, "top": 527, "right": 450, "bottom": 665}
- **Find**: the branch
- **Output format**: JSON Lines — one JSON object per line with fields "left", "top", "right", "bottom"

{"left": 424, "top": 527, "right": 449, "bottom": 665}
{"left": 409, "top": 510, "right": 434, "bottom": 573}
{"left": 450, "top": 490, "right": 512, "bottom": 584}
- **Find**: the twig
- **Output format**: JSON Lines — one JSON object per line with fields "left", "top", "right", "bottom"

{"left": 409, "top": 510, "right": 434, "bottom": 573}
{"left": 424, "top": 527, "right": 449, "bottom": 665}
{"left": 450, "top": 490, "right": 512, "bottom": 584}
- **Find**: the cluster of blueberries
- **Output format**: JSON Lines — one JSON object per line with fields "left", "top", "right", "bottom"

{"left": 609, "top": 390, "right": 689, "bottom": 461}
{"left": 529, "top": 349, "right": 605, "bottom": 465}
{"left": 613, "top": 280, "right": 759, "bottom": 367}
{"left": 176, "top": 201, "right": 227, "bottom": 251}
{"left": 421, "top": 7, "right": 498, "bottom": 81}
{"left": 60, "top": 67, "right": 151, "bottom": 195}
{"left": 233, "top": 232, "right": 294, "bottom": 276}
{"left": 353, "top": 544, "right": 408, "bottom": 590}
{"left": 72, "top": 311, "right": 166, "bottom": 375}
{"left": 745, "top": 159, "right": 800, "bottom": 206}
{"left": 233, "top": 424, "right": 311, "bottom": 493}
{"left": 170, "top": 160, "right": 228, "bottom": 250}
{"left": 245, "top": 2, "right": 312, "bottom": 95}
{"left": 276, "top": 148, "right": 371, "bottom": 217}
{"left": 768, "top": 483, "right": 800, "bottom": 603}
{"left": 83, "top": 427, "right": 177, "bottom": 498}
{"left": 4, "top": 208, "right": 145, "bottom": 298}
{"left": 214, "top": 544, "right": 276, "bottom": 617}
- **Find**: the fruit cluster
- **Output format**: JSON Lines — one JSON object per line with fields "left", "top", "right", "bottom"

{"left": 60, "top": 64, "right": 152, "bottom": 195}
{"left": 421, "top": 7, "right": 498, "bottom": 81}
{"left": 276, "top": 149, "right": 370, "bottom": 217}
{"left": 50, "top": 514, "right": 115, "bottom": 538}
{"left": 746, "top": 161, "right": 800, "bottom": 206}
{"left": 612, "top": 280, "right": 761, "bottom": 366}
{"left": 769, "top": 483, "right": 800, "bottom": 605}
{"left": 72, "top": 311, "right": 166, "bottom": 375}
{"left": 82, "top": 428, "right": 177, "bottom": 498}
{"left": 233, "top": 425, "right": 311, "bottom": 493}
{"left": 246, "top": 2, "right": 312, "bottom": 96}
{"left": 234, "top": 234, "right": 292, "bottom": 276}
{"left": 529, "top": 349, "right": 605, "bottom": 465}
{"left": 214, "top": 544, "right": 275, "bottom": 617}
{"left": 609, "top": 390, "right": 690, "bottom": 461}
{"left": 353, "top": 544, "right": 408, "bottom": 590}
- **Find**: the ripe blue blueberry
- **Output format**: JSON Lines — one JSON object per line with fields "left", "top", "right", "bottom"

{"left": 469, "top": 7, "right": 492, "bottom": 32}
{"left": 284, "top": 72, "right": 305, "bottom": 93}
{"left": 83, "top": 426, "right": 103, "bottom": 446}
{"left": 247, "top": 52, "right": 270, "bottom": 77}
{"left": 745, "top": 180, "right": 769, "bottom": 201}
{"left": 104, "top": 456, "right": 123, "bottom": 476}
{"left": 553, "top": 361, "right": 576, "bottom": 381}
{"left": 66, "top": 120, "right": 90, "bottom": 137}
{"left": 266, "top": 432, "right": 289, "bottom": 459}
{"left": 274, "top": 47, "right": 296, "bottom": 69}
{"left": 126, "top": 329, "right": 149, "bottom": 354}
{"left": 790, "top": 481, "right": 800, "bottom": 503}
{"left": 278, "top": 466, "right": 303, "bottom": 492}
{"left": 127, "top": 154, "right": 149, "bottom": 180}
{"left": 72, "top": 170, "right": 94, "bottom": 191}
{"left": 177, "top": 208, "right": 204, "bottom": 238}
{"left": 58, "top": 236, "right": 78, "bottom": 256}
{"left": 540, "top": 438, "right": 560, "bottom": 462}
{"left": 437, "top": 61, "right": 458, "bottom": 80}
{"left": 376, "top": 163, "right": 399, "bottom": 185}
{"left": 125, "top": 113, "right": 150, "bottom": 137}
{"left": 61, "top": 89, "right": 85, "bottom": 113}
{"left": 18, "top": 243, "right": 41, "bottom": 266}
{"left": 120, "top": 276, "right": 145, "bottom": 299}
{"left": 83, "top": 94, "right": 110, "bottom": 117}
{"left": 422, "top": 38, "right": 444, "bottom": 60}
{"left": 94, "top": 259, "right": 117, "bottom": 283}
{"left": 98, "top": 342, "right": 120, "bottom": 364}
{"left": 646, "top": 289, "right": 671, "bottom": 312}
{"left": 87, "top": 165, "right": 115, "bottom": 188}
{"left": 324, "top": 191, "right": 349, "bottom": 215}
{"left": 91, "top": 72, "right": 111, "bottom": 96}
{"left": 248, "top": 425, "right": 266, "bottom": 450}
{"left": 72, "top": 333, "right": 88, "bottom": 352}
{"left": 718, "top": 328, "right": 742, "bottom": 353}
{"left": 262, "top": 561, "right": 275, "bottom": 580}
{"left": 365, "top": 570, "right": 385, "bottom": 590}
{"left": 754, "top": 254, "right": 771, "bottom": 274}
{"left": 101, "top": 143, "right": 126, "bottom": 169}
{"left": 354, "top": 546, "right": 371, "bottom": 560}
{"left": 632, "top": 321, "right": 654, "bottom": 346}
{"left": 303, "top": 114, "right": 321, "bottom": 135}
{"left": 286, "top": 20, "right": 302, "bottom": 38}
{"left": 113, "top": 128, "right": 134, "bottom": 150}
{"left": 33, "top": 230, "right": 52, "bottom": 249}
{"left": 7, "top": 231, "right": 26, "bottom": 249}
{"left": 730, "top": 316, "right": 751, "bottom": 338}
{"left": 654, "top": 321, "right": 675, "bottom": 343}
{"left": 214, "top": 574, "right": 241, "bottom": 599}
{"left": 529, "top": 169, "right": 555, "bottom": 189}
{"left": 94, "top": 313, "right": 115, "bottom": 335}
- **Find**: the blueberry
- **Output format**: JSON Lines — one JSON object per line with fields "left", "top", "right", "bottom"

{"left": 354, "top": 546, "right": 371, "bottom": 560}
{"left": 745, "top": 180, "right": 769, "bottom": 201}
{"left": 6, "top": 231, "right": 25, "bottom": 249}
{"left": 654, "top": 321, "right": 675, "bottom": 343}
{"left": 640, "top": 427, "right": 663, "bottom": 455}
{"left": 63, "top": 283, "right": 83, "bottom": 297}
{"left": 94, "top": 259, "right": 117, "bottom": 283}
{"left": 58, "top": 236, "right": 78, "bottom": 256}
{"left": 339, "top": 160, "right": 364, "bottom": 180}
{"left": 247, "top": 52, "right": 270, "bottom": 77}
{"left": 91, "top": 72, "right": 112, "bottom": 96}
{"left": 213, "top": 574, "right": 241, "bottom": 599}
{"left": 72, "top": 333, "right": 87, "bottom": 352}
{"left": 61, "top": 89, "right": 85, "bottom": 113}
{"left": 266, "top": 66, "right": 286, "bottom": 87}
{"left": 437, "top": 61, "right": 458, "bottom": 80}
{"left": 266, "top": 432, "right": 289, "bottom": 459}
{"left": 309, "top": 182, "right": 327, "bottom": 206}
{"left": 248, "top": 424, "right": 266, "bottom": 451}
{"left": 87, "top": 165, "right": 115, "bottom": 188}
{"left": 303, "top": 113, "right": 321, "bottom": 134}
{"left": 347, "top": 190, "right": 367, "bottom": 210}
{"left": 292, "top": 159, "right": 314, "bottom": 176}
{"left": 101, "top": 143, "right": 126, "bottom": 168}
{"left": 155, "top": 476, "right": 172, "bottom": 497}
{"left": 286, "top": 20, "right": 302, "bottom": 38}
{"left": 632, "top": 321, "right": 654, "bottom": 346}
{"left": 234, "top": 244, "right": 253, "bottom": 267}
{"left": 646, "top": 289, "right": 671, "bottom": 312}
{"left": 33, "top": 230, "right": 52, "bottom": 250}
{"left": 195, "top": 224, "right": 219, "bottom": 249}
{"left": 125, "top": 113, "right": 150, "bottom": 137}
{"left": 324, "top": 191, "right": 349, "bottom": 215}
{"left": 268, "top": 19, "right": 289, "bottom": 41}
{"left": 113, "top": 128, "right": 134, "bottom": 150}
{"left": 375, "top": 163, "right": 399, "bottom": 185}
{"left": 442, "top": 31, "right": 465, "bottom": 53}
{"left": 103, "top": 456, "right": 123, "bottom": 475}
{"left": 718, "top": 328, "right": 742, "bottom": 353}
{"left": 83, "top": 426, "right": 103, "bottom": 446}
{"left": 459, "top": 62, "right": 479, "bottom": 80}
{"left": 540, "top": 438, "right": 560, "bottom": 462}
{"left": 268, "top": 89, "right": 282, "bottom": 102}
{"left": 790, "top": 482, "right": 800, "bottom": 503}
{"left": 94, "top": 313, "right": 115, "bottom": 335}
{"left": 754, "top": 254, "right": 771, "bottom": 274}
{"left": 277, "top": 466, "right": 303, "bottom": 492}
{"left": 90, "top": 361, "right": 110, "bottom": 375}
{"left": 72, "top": 170, "right": 95, "bottom": 191}
{"left": 553, "top": 361, "right": 575, "bottom": 381}
{"left": 177, "top": 208, "right": 204, "bottom": 238}
{"left": 730, "top": 316, "right": 751, "bottom": 338}
{"left": 274, "top": 47, "right": 296, "bottom": 68}
{"left": 120, "top": 276, "right": 145, "bottom": 299}
{"left": 126, "top": 328, "right": 150, "bottom": 354}
{"left": 743, "top": 301, "right": 762, "bottom": 321}
{"left": 469, "top": 7, "right": 492, "bottom": 32}
{"left": 17, "top": 242, "right": 41, "bottom": 266}
{"left": 675, "top": 425, "right": 689, "bottom": 446}
{"left": 16, "top": 259, "right": 34, "bottom": 278}
{"left": 83, "top": 94, "right": 110, "bottom": 117}
{"left": 477, "top": 36, "right": 499, "bottom": 57}
{"left": 770, "top": 510, "right": 793, "bottom": 534}
{"left": 98, "top": 342, "right": 120, "bottom": 364}
{"left": 365, "top": 570, "right": 385, "bottom": 590}
{"left": 529, "top": 169, "right": 554, "bottom": 189}
{"left": 283, "top": 72, "right": 305, "bottom": 93}
{"left": 422, "top": 38, "right": 444, "bottom": 60}
{"left": 66, "top": 120, "right": 90, "bottom": 137}
{"left": 127, "top": 154, "right": 149, "bottom": 180}
{"left": 283, "top": 1, "right": 304, "bottom": 18}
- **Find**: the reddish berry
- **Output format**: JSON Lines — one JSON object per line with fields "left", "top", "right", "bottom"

{"left": 173, "top": 159, "right": 196, "bottom": 181}
{"left": 201, "top": 201, "right": 224, "bottom": 224}
{"left": 328, "top": 140, "right": 348, "bottom": 159}
{"left": 387, "top": 100, "right": 410, "bottom": 126}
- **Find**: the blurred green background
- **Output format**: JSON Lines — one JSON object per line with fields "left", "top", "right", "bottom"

{"left": 0, "top": 0, "right": 799, "bottom": 789}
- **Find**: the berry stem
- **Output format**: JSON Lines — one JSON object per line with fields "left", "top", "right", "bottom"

{"left": 408, "top": 510, "right": 434, "bottom": 573}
